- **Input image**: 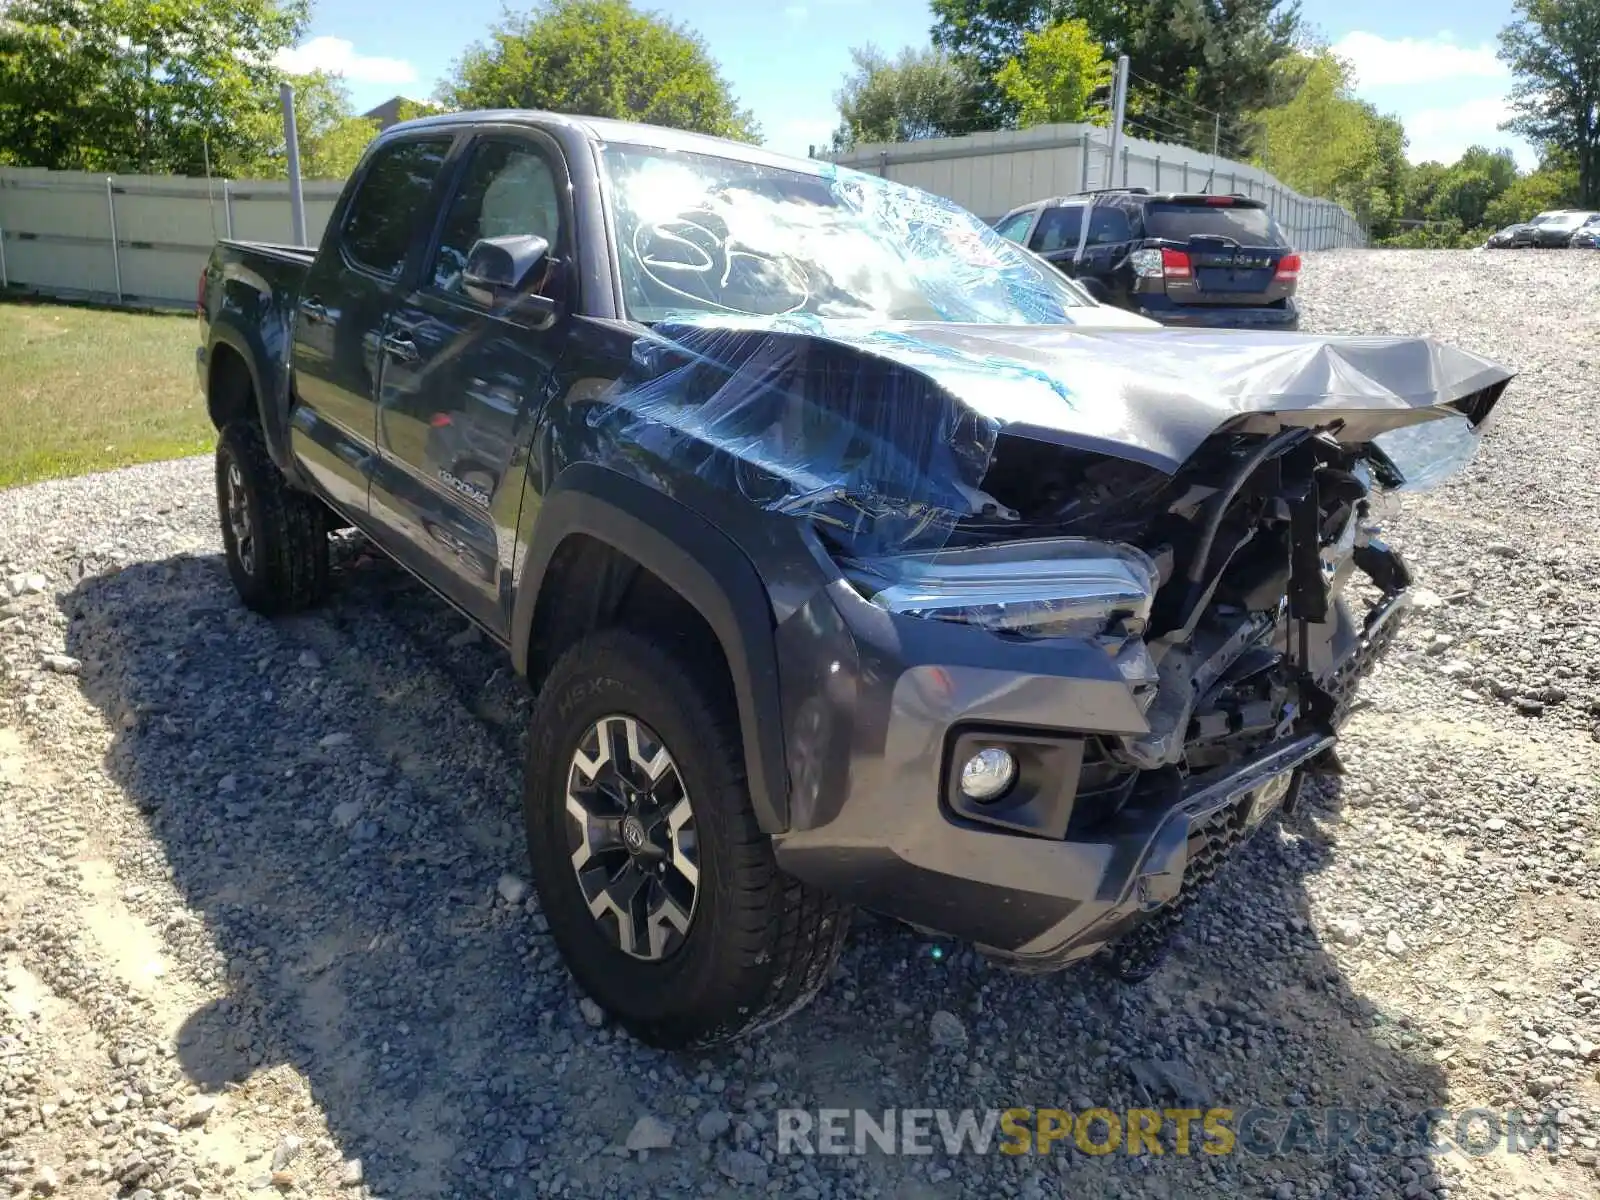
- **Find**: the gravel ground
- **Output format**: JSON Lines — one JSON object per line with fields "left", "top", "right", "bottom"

{"left": 1, "top": 249, "right": 1598, "bottom": 1200}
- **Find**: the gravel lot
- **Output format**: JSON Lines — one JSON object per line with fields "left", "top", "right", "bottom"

{"left": 2, "top": 249, "right": 1598, "bottom": 1200}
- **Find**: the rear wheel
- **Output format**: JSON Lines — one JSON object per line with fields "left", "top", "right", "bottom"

{"left": 523, "top": 627, "right": 850, "bottom": 1048}
{"left": 215, "top": 421, "right": 330, "bottom": 615}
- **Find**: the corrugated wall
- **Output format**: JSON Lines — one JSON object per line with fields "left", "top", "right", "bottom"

{"left": 0, "top": 169, "right": 344, "bottom": 307}
{"left": 828, "top": 124, "right": 1366, "bottom": 250}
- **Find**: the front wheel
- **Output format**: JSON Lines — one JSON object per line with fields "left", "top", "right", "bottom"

{"left": 522, "top": 627, "right": 850, "bottom": 1048}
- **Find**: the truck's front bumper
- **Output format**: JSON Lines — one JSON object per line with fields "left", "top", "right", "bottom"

{"left": 772, "top": 575, "right": 1407, "bottom": 970}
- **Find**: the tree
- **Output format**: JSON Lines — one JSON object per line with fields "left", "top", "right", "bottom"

{"left": 440, "top": 0, "right": 756, "bottom": 141}
{"left": 1252, "top": 51, "right": 1406, "bottom": 234}
{"left": 1423, "top": 146, "right": 1518, "bottom": 228}
{"left": 1483, "top": 157, "right": 1580, "bottom": 227}
{"left": 930, "top": 0, "right": 1300, "bottom": 147}
{"left": 1499, "top": 0, "right": 1600, "bottom": 207}
{"left": 993, "top": 19, "right": 1112, "bottom": 127}
{"left": 0, "top": 0, "right": 307, "bottom": 174}
{"left": 832, "top": 45, "right": 980, "bottom": 149}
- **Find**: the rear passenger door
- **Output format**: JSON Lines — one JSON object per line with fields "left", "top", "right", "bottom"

{"left": 290, "top": 135, "right": 453, "bottom": 516}
{"left": 367, "top": 129, "right": 575, "bottom": 635}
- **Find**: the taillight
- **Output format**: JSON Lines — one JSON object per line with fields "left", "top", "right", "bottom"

{"left": 196, "top": 267, "right": 207, "bottom": 315}
{"left": 1274, "top": 253, "right": 1302, "bottom": 282}
{"left": 1161, "top": 248, "right": 1192, "bottom": 279}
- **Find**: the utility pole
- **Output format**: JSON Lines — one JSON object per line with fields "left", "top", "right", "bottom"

{"left": 1107, "top": 55, "right": 1130, "bottom": 181}
{"left": 280, "top": 82, "right": 307, "bottom": 247}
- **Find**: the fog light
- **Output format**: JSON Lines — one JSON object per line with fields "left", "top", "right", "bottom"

{"left": 959, "top": 748, "right": 1016, "bottom": 802}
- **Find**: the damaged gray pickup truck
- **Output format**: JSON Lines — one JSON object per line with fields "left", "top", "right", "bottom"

{"left": 196, "top": 112, "right": 1513, "bottom": 1049}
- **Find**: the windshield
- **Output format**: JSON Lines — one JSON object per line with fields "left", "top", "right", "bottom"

{"left": 1144, "top": 202, "right": 1286, "bottom": 245}
{"left": 1544, "top": 212, "right": 1588, "bottom": 230}
{"left": 601, "top": 145, "right": 1090, "bottom": 324}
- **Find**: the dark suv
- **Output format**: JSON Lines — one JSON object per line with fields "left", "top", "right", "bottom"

{"left": 995, "top": 188, "right": 1301, "bottom": 329}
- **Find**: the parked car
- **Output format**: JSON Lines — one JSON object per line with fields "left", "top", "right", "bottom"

{"left": 1568, "top": 215, "right": 1600, "bottom": 247}
{"left": 1485, "top": 223, "right": 1537, "bottom": 248}
{"left": 196, "top": 111, "right": 1512, "bottom": 1048}
{"left": 1529, "top": 210, "right": 1599, "bottom": 247}
{"left": 993, "top": 188, "right": 1301, "bottom": 328}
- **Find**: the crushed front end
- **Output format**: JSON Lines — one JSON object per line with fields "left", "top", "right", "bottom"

{"left": 773, "top": 422, "right": 1426, "bottom": 974}
{"left": 591, "top": 317, "right": 1511, "bottom": 976}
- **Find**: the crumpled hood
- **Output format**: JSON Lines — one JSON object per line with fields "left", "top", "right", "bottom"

{"left": 659, "top": 317, "right": 1514, "bottom": 475}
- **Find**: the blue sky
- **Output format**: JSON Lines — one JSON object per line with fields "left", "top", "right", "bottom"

{"left": 280, "top": 0, "right": 1533, "bottom": 169}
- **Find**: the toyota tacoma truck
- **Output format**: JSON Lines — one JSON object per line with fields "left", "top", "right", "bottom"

{"left": 196, "top": 111, "right": 1513, "bottom": 1049}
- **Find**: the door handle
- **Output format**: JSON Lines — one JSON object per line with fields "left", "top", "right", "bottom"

{"left": 300, "top": 298, "right": 327, "bottom": 323}
{"left": 381, "top": 334, "right": 419, "bottom": 364}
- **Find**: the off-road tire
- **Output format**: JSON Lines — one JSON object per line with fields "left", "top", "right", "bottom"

{"left": 523, "top": 627, "right": 850, "bottom": 1049}
{"left": 215, "top": 421, "right": 330, "bottom": 615}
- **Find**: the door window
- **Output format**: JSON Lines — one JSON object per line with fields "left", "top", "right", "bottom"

{"left": 1030, "top": 204, "right": 1085, "bottom": 254}
{"left": 430, "top": 139, "right": 565, "bottom": 297}
{"left": 342, "top": 138, "right": 452, "bottom": 277}
{"left": 1084, "top": 206, "right": 1134, "bottom": 246}
{"left": 993, "top": 210, "right": 1034, "bottom": 244}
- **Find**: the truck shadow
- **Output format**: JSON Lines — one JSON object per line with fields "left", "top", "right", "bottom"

{"left": 61, "top": 545, "right": 1453, "bottom": 1199}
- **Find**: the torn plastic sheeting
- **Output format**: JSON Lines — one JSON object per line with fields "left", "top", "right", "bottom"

{"left": 589, "top": 315, "right": 1514, "bottom": 557}
{"left": 590, "top": 321, "right": 1005, "bottom": 556}
{"left": 766, "top": 321, "right": 1514, "bottom": 474}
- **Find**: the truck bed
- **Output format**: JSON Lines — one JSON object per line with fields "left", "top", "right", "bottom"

{"left": 219, "top": 240, "right": 317, "bottom": 266}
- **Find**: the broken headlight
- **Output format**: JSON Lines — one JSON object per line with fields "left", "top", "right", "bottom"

{"left": 843, "top": 537, "right": 1159, "bottom": 639}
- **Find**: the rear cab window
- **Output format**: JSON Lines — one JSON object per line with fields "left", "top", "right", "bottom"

{"left": 342, "top": 138, "right": 453, "bottom": 276}
{"left": 1144, "top": 202, "right": 1286, "bottom": 246}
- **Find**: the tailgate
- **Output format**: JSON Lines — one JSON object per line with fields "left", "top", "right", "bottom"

{"left": 1142, "top": 200, "right": 1295, "bottom": 306}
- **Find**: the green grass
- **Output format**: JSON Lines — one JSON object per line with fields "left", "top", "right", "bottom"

{"left": 0, "top": 297, "right": 214, "bottom": 488}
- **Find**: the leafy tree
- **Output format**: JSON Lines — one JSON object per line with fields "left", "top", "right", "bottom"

{"left": 993, "top": 19, "right": 1112, "bottom": 127}
{"left": 1499, "top": 0, "right": 1600, "bottom": 207}
{"left": 930, "top": 0, "right": 1300, "bottom": 147}
{"left": 1423, "top": 146, "right": 1518, "bottom": 228}
{"left": 831, "top": 45, "right": 981, "bottom": 149}
{"left": 0, "top": 0, "right": 308, "bottom": 174}
{"left": 1252, "top": 51, "right": 1405, "bottom": 235}
{"left": 1483, "top": 159, "right": 1580, "bottom": 228}
{"left": 440, "top": 0, "right": 757, "bottom": 141}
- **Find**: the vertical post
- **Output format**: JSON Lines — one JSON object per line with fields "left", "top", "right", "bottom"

{"left": 1183, "top": 160, "right": 1190, "bottom": 191}
{"left": 106, "top": 177, "right": 123, "bottom": 302}
{"left": 877, "top": 150, "right": 889, "bottom": 179}
{"left": 1107, "top": 55, "right": 1129, "bottom": 185}
{"left": 0, "top": 226, "right": 8, "bottom": 290}
{"left": 1154, "top": 156, "right": 1161, "bottom": 191}
{"left": 223, "top": 179, "right": 235, "bottom": 240}
{"left": 281, "top": 82, "right": 308, "bottom": 247}
{"left": 1121, "top": 146, "right": 1129, "bottom": 187}
{"left": 1212, "top": 113, "right": 1220, "bottom": 173}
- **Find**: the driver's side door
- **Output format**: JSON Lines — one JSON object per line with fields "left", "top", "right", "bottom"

{"left": 367, "top": 129, "right": 575, "bottom": 635}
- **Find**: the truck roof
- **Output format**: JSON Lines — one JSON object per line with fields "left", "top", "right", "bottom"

{"left": 380, "top": 109, "right": 830, "bottom": 178}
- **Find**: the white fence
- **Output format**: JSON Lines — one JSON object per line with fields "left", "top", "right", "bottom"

{"left": 827, "top": 123, "right": 1366, "bottom": 251}
{"left": 0, "top": 122, "right": 1364, "bottom": 309}
{"left": 0, "top": 168, "right": 343, "bottom": 307}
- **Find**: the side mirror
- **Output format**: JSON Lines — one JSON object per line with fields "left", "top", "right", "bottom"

{"left": 461, "top": 234, "right": 552, "bottom": 310}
